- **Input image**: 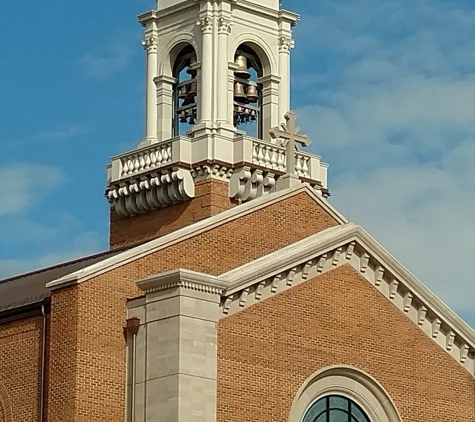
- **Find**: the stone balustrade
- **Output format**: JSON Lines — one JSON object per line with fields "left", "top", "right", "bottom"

{"left": 108, "top": 135, "right": 327, "bottom": 186}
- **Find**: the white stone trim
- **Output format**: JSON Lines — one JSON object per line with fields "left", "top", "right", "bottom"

{"left": 136, "top": 269, "right": 227, "bottom": 295}
{"left": 107, "top": 167, "right": 195, "bottom": 217}
{"left": 46, "top": 184, "right": 346, "bottom": 290}
{"left": 219, "top": 224, "right": 475, "bottom": 376}
{"left": 287, "top": 366, "right": 402, "bottom": 422}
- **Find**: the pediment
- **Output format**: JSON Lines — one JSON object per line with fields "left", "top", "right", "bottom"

{"left": 218, "top": 223, "right": 475, "bottom": 376}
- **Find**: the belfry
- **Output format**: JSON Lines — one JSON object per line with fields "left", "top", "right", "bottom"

{"left": 105, "top": 0, "right": 328, "bottom": 249}
{"left": 1, "top": 1, "right": 475, "bottom": 422}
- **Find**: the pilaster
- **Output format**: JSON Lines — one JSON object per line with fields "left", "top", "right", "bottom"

{"left": 127, "top": 269, "right": 227, "bottom": 422}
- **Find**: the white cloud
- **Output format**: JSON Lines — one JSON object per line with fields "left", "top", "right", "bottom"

{"left": 0, "top": 164, "right": 63, "bottom": 216}
{"left": 292, "top": 0, "right": 475, "bottom": 324}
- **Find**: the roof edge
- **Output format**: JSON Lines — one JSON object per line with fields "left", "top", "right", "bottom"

{"left": 46, "top": 184, "right": 345, "bottom": 291}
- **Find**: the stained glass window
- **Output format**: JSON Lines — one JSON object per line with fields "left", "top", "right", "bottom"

{"left": 302, "top": 395, "right": 370, "bottom": 422}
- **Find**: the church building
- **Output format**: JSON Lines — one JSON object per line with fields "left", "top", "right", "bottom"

{"left": 1, "top": 0, "right": 474, "bottom": 421}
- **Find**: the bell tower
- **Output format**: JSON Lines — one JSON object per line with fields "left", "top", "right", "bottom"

{"left": 105, "top": 0, "right": 329, "bottom": 249}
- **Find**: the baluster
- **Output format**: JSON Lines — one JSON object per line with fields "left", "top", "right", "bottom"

{"left": 295, "top": 154, "right": 303, "bottom": 176}
{"left": 166, "top": 144, "right": 172, "bottom": 162}
{"left": 257, "top": 145, "right": 265, "bottom": 165}
{"left": 270, "top": 148, "right": 278, "bottom": 169}
{"left": 280, "top": 151, "right": 285, "bottom": 170}
{"left": 277, "top": 150, "right": 285, "bottom": 171}
{"left": 144, "top": 152, "right": 151, "bottom": 170}
{"left": 133, "top": 155, "right": 140, "bottom": 173}
{"left": 302, "top": 156, "right": 309, "bottom": 177}
{"left": 121, "top": 159, "right": 129, "bottom": 177}
{"left": 139, "top": 154, "right": 146, "bottom": 172}
{"left": 161, "top": 146, "right": 168, "bottom": 163}
{"left": 264, "top": 147, "right": 271, "bottom": 168}
{"left": 127, "top": 158, "right": 134, "bottom": 175}
{"left": 150, "top": 148, "right": 157, "bottom": 167}
{"left": 252, "top": 144, "right": 259, "bottom": 164}
{"left": 157, "top": 148, "right": 163, "bottom": 165}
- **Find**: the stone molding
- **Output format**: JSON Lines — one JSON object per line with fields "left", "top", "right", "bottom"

{"left": 136, "top": 269, "right": 227, "bottom": 295}
{"left": 287, "top": 366, "right": 402, "bottom": 422}
{"left": 107, "top": 167, "right": 195, "bottom": 217}
{"left": 219, "top": 223, "right": 475, "bottom": 376}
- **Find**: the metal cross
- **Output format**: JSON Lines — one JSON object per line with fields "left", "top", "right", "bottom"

{"left": 269, "top": 111, "right": 311, "bottom": 175}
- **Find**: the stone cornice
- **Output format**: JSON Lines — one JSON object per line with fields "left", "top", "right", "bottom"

{"left": 219, "top": 224, "right": 475, "bottom": 376}
{"left": 137, "top": 269, "right": 227, "bottom": 294}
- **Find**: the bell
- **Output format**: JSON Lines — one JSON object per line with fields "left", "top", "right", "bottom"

{"left": 179, "top": 85, "right": 189, "bottom": 99}
{"left": 189, "top": 81, "right": 197, "bottom": 96}
{"left": 181, "top": 95, "right": 194, "bottom": 107}
{"left": 234, "top": 82, "right": 247, "bottom": 101}
{"left": 234, "top": 54, "right": 251, "bottom": 79}
{"left": 187, "top": 108, "right": 196, "bottom": 125}
{"left": 186, "top": 56, "right": 197, "bottom": 76}
{"left": 246, "top": 85, "right": 258, "bottom": 102}
{"left": 179, "top": 111, "right": 187, "bottom": 123}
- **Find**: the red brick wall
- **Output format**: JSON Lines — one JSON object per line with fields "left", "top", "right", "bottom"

{"left": 110, "top": 178, "right": 236, "bottom": 249}
{"left": 217, "top": 265, "right": 475, "bottom": 422}
{"left": 47, "top": 191, "right": 340, "bottom": 421}
{"left": 0, "top": 314, "right": 46, "bottom": 422}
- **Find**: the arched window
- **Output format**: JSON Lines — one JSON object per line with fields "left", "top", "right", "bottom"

{"left": 173, "top": 45, "right": 198, "bottom": 136}
{"left": 303, "top": 395, "right": 370, "bottom": 422}
{"left": 232, "top": 44, "right": 263, "bottom": 138}
{"left": 288, "top": 366, "right": 401, "bottom": 422}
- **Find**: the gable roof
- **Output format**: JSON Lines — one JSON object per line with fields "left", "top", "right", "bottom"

{"left": 46, "top": 184, "right": 346, "bottom": 291}
{"left": 217, "top": 222, "right": 475, "bottom": 376}
{"left": 0, "top": 250, "right": 123, "bottom": 315}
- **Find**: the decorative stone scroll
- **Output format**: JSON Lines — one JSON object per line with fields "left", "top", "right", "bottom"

{"left": 107, "top": 168, "right": 195, "bottom": 217}
{"left": 278, "top": 36, "right": 295, "bottom": 52}
{"left": 229, "top": 166, "right": 276, "bottom": 202}
{"left": 141, "top": 36, "right": 158, "bottom": 53}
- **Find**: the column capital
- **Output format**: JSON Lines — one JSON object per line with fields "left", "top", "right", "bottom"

{"left": 197, "top": 17, "right": 213, "bottom": 34}
{"left": 141, "top": 36, "right": 158, "bottom": 53}
{"left": 278, "top": 36, "right": 295, "bottom": 52}
{"left": 217, "top": 17, "right": 232, "bottom": 34}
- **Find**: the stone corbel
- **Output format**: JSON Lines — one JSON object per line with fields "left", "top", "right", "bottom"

{"left": 108, "top": 167, "right": 195, "bottom": 217}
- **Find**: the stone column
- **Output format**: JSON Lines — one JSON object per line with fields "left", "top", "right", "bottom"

{"left": 278, "top": 36, "right": 294, "bottom": 124}
{"left": 217, "top": 17, "right": 231, "bottom": 124}
{"left": 142, "top": 36, "right": 159, "bottom": 144}
{"left": 127, "top": 269, "right": 226, "bottom": 422}
{"left": 198, "top": 17, "right": 213, "bottom": 124}
{"left": 258, "top": 75, "right": 281, "bottom": 141}
{"left": 154, "top": 75, "right": 176, "bottom": 142}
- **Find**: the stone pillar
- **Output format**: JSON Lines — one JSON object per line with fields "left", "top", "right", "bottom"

{"left": 127, "top": 269, "right": 226, "bottom": 422}
{"left": 278, "top": 36, "right": 293, "bottom": 124}
{"left": 155, "top": 75, "right": 176, "bottom": 142}
{"left": 217, "top": 17, "right": 231, "bottom": 124}
{"left": 258, "top": 75, "right": 281, "bottom": 141}
{"left": 142, "top": 35, "right": 159, "bottom": 144}
{"left": 198, "top": 17, "right": 213, "bottom": 124}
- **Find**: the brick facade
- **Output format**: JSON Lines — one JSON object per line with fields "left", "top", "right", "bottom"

{"left": 110, "top": 178, "right": 236, "bottom": 250}
{"left": 46, "top": 191, "right": 339, "bottom": 421}
{"left": 0, "top": 314, "right": 47, "bottom": 422}
{"left": 216, "top": 264, "right": 475, "bottom": 422}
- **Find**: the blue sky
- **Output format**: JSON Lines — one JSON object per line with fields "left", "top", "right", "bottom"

{"left": 1, "top": 0, "right": 475, "bottom": 327}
